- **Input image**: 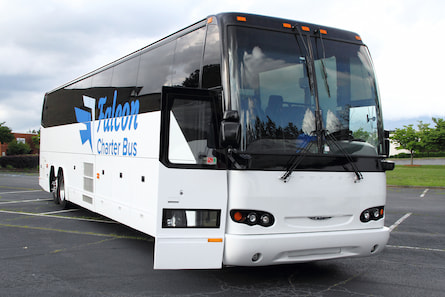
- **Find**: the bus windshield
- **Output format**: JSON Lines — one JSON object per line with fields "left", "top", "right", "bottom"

{"left": 228, "top": 26, "right": 383, "bottom": 156}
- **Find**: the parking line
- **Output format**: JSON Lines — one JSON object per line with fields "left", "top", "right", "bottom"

{"left": 0, "top": 209, "right": 116, "bottom": 224}
{"left": 387, "top": 245, "right": 445, "bottom": 253}
{"left": 420, "top": 188, "right": 429, "bottom": 198}
{"left": 0, "top": 190, "right": 43, "bottom": 195}
{"left": 0, "top": 198, "right": 52, "bottom": 205}
{"left": 389, "top": 212, "right": 412, "bottom": 232}
{"left": 39, "top": 209, "right": 80, "bottom": 215}
{"left": 0, "top": 222, "right": 152, "bottom": 242}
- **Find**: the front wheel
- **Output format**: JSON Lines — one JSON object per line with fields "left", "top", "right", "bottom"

{"left": 57, "top": 170, "right": 68, "bottom": 209}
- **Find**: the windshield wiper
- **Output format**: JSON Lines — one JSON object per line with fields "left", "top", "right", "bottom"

{"left": 317, "top": 30, "right": 331, "bottom": 98}
{"left": 325, "top": 131, "right": 363, "bottom": 181}
{"left": 280, "top": 133, "right": 316, "bottom": 182}
{"left": 320, "top": 59, "right": 331, "bottom": 98}
{"left": 280, "top": 130, "right": 363, "bottom": 182}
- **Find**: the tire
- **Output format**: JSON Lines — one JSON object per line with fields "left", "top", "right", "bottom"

{"left": 50, "top": 168, "right": 59, "bottom": 204}
{"left": 57, "top": 170, "right": 68, "bottom": 209}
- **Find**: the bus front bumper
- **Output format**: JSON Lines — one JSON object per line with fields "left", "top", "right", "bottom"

{"left": 223, "top": 227, "right": 390, "bottom": 266}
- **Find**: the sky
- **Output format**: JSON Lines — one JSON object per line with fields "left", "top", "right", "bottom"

{"left": 1, "top": 0, "right": 444, "bottom": 132}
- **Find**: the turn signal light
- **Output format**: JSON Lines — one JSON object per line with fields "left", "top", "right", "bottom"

{"left": 230, "top": 209, "right": 275, "bottom": 227}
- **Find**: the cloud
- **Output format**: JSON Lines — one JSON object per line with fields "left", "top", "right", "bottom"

{"left": 1, "top": 0, "right": 444, "bottom": 132}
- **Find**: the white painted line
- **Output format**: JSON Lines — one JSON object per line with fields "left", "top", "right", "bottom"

{"left": 0, "top": 198, "right": 52, "bottom": 205}
{"left": 387, "top": 245, "right": 445, "bottom": 253}
{"left": 420, "top": 188, "right": 429, "bottom": 198}
{"left": 0, "top": 209, "right": 116, "bottom": 224}
{"left": 0, "top": 190, "right": 43, "bottom": 195}
{"left": 389, "top": 212, "right": 412, "bottom": 232}
{"left": 39, "top": 209, "right": 80, "bottom": 215}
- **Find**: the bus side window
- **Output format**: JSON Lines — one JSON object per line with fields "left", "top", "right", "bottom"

{"left": 171, "top": 27, "right": 206, "bottom": 88}
{"left": 202, "top": 23, "right": 222, "bottom": 89}
{"left": 168, "top": 98, "right": 215, "bottom": 164}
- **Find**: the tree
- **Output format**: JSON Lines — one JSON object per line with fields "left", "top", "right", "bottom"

{"left": 430, "top": 117, "right": 445, "bottom": 151}
{"left": 0, "top": 122, "right": 14, "bottom": 144}
{"left": 31, "top": 130, "right": 40, "bottom": 151}
{"left": 390, "top": 124, "right": 421, "bottom": 165}
{"left": 6, "top": 140, "right": 31, "bottom": 155}
{"left": 417, "top": 121, "right": 435, "bottom": 154}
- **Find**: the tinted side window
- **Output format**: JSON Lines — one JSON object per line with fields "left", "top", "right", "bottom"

{"left": 136, "top": 41, "right": 175, "bottom": 111}
{"left": 171, "top": 27, "right": 206, "bottom": 88}
{"left": 137, "top": 41, "right": 175, "bottom": 95}
{"left": 202, "top": 24, "right": 221, "bottom": 89}
{"left": 92, "top": 67, "right": 113, "bottom": 87}
{"left": 112, "top": 56, "right": 140, "bottom": 87}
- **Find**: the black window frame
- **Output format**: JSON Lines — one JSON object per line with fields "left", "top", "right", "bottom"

{"left": 160, "top": 86, "right": 224, "bottom": 169}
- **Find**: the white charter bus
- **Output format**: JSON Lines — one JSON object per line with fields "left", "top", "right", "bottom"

{"left": 39, "top": 13, "right": 394, "bottom": 269}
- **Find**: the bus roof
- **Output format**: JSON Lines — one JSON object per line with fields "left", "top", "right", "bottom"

{"left": 47, "top": 12, "right": 364, "bottom": 94}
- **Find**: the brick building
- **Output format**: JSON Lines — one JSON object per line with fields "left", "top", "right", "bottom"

{"left": 0, "top": 133, "right": 39, "bottom": 156}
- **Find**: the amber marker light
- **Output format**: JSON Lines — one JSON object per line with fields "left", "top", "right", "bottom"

{"left": 301, "top": 26, "right": 310, "bottom": 32}
{"left": 207, "top": 17, "right": 213, "bottom": 24}
{"left": 208, "top": 238, "right": 223, "bottom": 243}
{"left": 283, "top": 23, "right": 292, "bottom": 28}
{"left": 237, "top": 16, "right": 247, "bottom": 22}
{"left": 355, "top": 35, "right": 362, "bottom": 41}
{"left": 319, "top": 29, "right": 327, "bottom": 34}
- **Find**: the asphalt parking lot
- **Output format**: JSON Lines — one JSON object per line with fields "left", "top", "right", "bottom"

{"left": 0, "top": 172, "right": 444, "bottom": 297}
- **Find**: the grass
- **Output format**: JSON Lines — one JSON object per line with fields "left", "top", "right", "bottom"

{"left": 386, "top": 165, "right": 445, "bottom": 187}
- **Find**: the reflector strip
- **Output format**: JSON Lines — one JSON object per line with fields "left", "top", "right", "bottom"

{"left": 208, "top": 238, "right": 223, "bottom": 243}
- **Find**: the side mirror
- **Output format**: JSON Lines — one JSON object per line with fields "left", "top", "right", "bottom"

{"left": 220, "top": 110, "right": 241, "bottom": 149}
{"left": 384, "top": 130, "right": 390, "bottom": 158}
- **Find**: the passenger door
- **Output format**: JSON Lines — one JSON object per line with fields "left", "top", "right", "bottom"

{"left": 154, "top": 87, "right": 228, "bottom": 269}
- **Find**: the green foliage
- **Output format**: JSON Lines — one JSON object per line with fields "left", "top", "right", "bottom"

{"left": 390, "top": 124, "right": 420, "bottom": 164}
{"left": 0, "top": 155, "right": 39, "bottom": 169}
{"left": 31, "top": 130, "right": 40, "bottom": 150}
{"left": 6, "top": 140, "right": 31, "bottom": 155}
{"left": 430, "top": 117, "right": 445, "bottom": 150}
{"left": 391, "top": 117, "right": 445, "bottom": 164}
{"left": 386, "top": 165, "right": 445, "bottom": 187}
{"left": 0, "top": 122, "right": 14, "bottom": 144}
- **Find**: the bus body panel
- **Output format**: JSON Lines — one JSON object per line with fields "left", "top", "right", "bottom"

{"left": 223, "top": 227, "right": 389, "bottom": 266}
{"left": 154, "top": 166, "right": 228, "bottom": 269}
{"left": 226, "top": 171, "right": 387, "bottom": 235}
{"left": 39, "top": 111, "right": 163, "bottom": 237}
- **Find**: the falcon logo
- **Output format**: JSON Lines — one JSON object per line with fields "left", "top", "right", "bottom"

{"left": 74, "top": 96, "right": 96, "bottom": 152}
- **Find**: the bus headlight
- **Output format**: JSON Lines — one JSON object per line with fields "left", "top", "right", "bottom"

{"left": 230, "top": 209, "right": 275, "bottom": 227}
{"left": 360, "top": 206, "right": 384, "bottom": 223}
{"left": 162, "top": 209, "right": 221, "bottom": 228}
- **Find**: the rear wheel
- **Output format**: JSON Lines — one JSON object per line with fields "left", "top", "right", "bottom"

{"left": 50, "top": 168, "right": 59, "bottom": 204}
{"left": 57, "top": 170, "right": 67, "bottom": 209}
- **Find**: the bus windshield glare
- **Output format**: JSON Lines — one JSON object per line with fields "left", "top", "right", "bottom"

{"left": 228, "top": 26, "right": 383, "bottom": 156}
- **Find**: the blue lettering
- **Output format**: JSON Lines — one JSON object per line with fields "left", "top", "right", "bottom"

{"left": 97, "top": 97, "right": 107, "bottom": 132}
{"left": 131, "top": 100, "right": 139, "bottom": 130}
{"left": 93, "top": 90, "right": 140, "bottom": 133}
{"left": 121, "top": 102, "right": 130, "bottom": 130}
{"left": 114, "top": 104, "right": 122, "bottom": 131}
{"left": 122, "top": 138, "right": 137, "bottom": 156}
{"left": 104, "top": 107, "right": 112, "bottom": 132}
{"left": 111, "top": 90, "right": 117, "bottom": 131}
